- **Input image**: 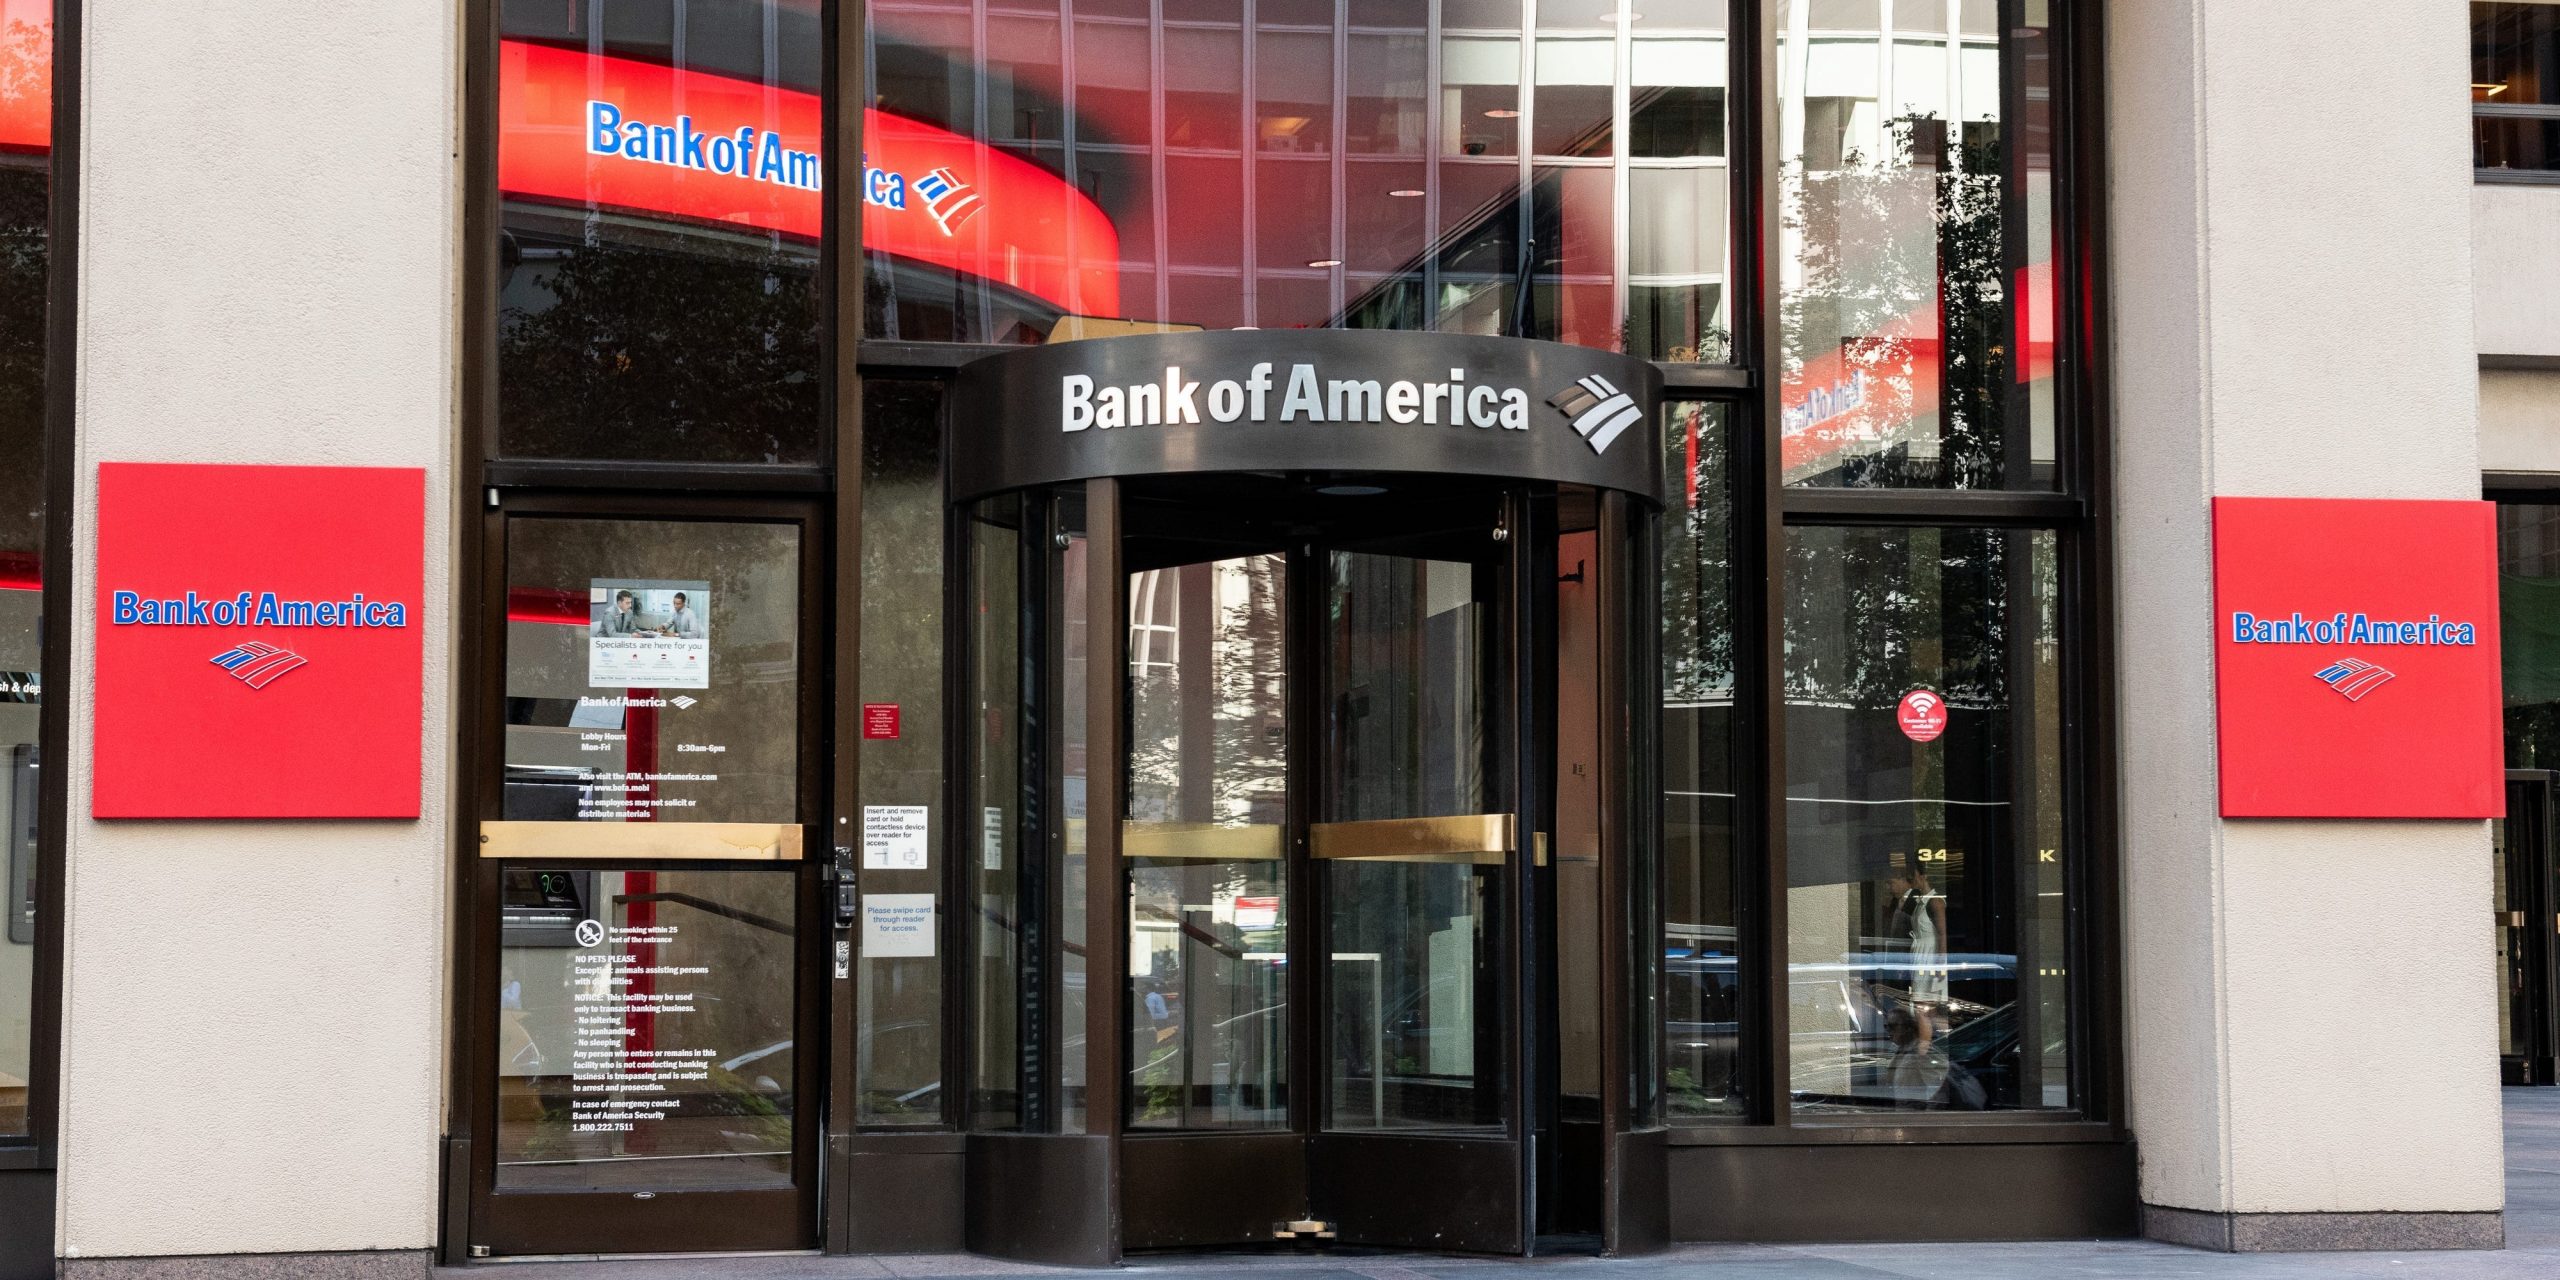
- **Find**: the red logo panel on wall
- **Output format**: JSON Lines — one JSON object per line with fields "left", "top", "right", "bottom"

{"left": 2212, "top": 496, "right": 2502, "bottom": 819}
{"left": 94, "top": 463, "right": 424, "bottom": 818}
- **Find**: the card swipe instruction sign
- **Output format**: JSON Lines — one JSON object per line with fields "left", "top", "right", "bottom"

{"left": 93, "top": 463, "right": 425, "bottom": 818}
{"left": 2211, "top": 496, "right": 2502, "bottom": 819}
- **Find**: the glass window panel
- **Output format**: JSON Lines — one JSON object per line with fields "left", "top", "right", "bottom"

{"left": 1782, "top": 526, "right": 2071, "bottom": 1114}
{"left": 966, "top": 496, "right": 1024, "bottom": 1130}
{"left": 2477, "top": 2, "right": 2560, "bottom": 108}
{"left": 495, "top": 0, "right": 823, "bottom": 463}
{"left": 1055, "top": 495, "right": 1091, "bottom": 1133}
{"left": 1533, "top": 166, "right": 1619, "bottom": 351}
{"left": 1661, "top": 405, "right": 1742, "bottom": 1119}
{"left": 1532, "top": 35, "right": 1614, "bottom": 159}
{"left": 501, "top": 518, "right": 802, "bottom": 827}
{"left": 858, "top": 381, "right": 946, "bottom": 1126}
{"left": 1126, "top": 557, "right": 1290, "bottom": 1131}
{"left": 868, "top": 0, "right": 1778, "bottom": 355}
{"left": 2479, "top": 115, "right": 2560, "bottom": 173}
{"left": 494, "top": 866, "right": 800, "bottom": 1190}
{"left": 2499, "top": 503, "right": 2560, "bottom": 766}
{"left": 1777, "top": 0, "right": 2057, "bottom": 488}
{"left": 1626, "top": 1, "right": 1732, "bottom": 363}
{"left": 1323, "top": 552, "right": 1506, "bottom": 1132}
{"left": 1257, "top": 30, "right": 1333, "bottom": 154}
{"left": 0, "top": 0, "right": 46, "bottom": 1143}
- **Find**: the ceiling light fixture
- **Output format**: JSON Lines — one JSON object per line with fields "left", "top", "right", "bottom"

{"left": 1484, "top": 107, "right": 1521, "bottom": 119}
{"left": 1388, "top": 188, "right": 1426, "bottom": 198}
{"left": 1307, "top": 258, "right": 1344, "bottom": 268}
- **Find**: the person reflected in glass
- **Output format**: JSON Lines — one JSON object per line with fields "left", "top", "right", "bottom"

{"left": 1883, "top": 854, "right": 1951, "bottom": 1107}
{"left": 1894, "top": 857, "right": 1950, "bottom": 1050}
{"left": 594, "top": 589, "right": 641, "bottom": 636}
{"left": 664, "top": 590, "right": 703, "bottom": 639}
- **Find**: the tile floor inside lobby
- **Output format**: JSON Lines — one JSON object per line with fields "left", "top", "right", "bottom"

{"left": 446, "top": 1089, "right": 2560, "bottom": 1278}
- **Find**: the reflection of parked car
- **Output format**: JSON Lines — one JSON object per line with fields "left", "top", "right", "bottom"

{"left": 1665, "top": 947, "right": 2021, "bottom": 1113}
{"left": 1936, "top": 1001, "right": 2069, "bottom": 1110}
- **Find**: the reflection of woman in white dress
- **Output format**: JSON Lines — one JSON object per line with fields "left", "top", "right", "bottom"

{"left": 1899, "top": 864, "right": 1950, "bottom": 1052}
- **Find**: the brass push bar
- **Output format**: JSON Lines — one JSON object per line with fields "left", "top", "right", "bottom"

{"left": 478, "top": 820, "right": 803, "bottom": 861}
{"left": 1310, "top": 813, "right": 1517, "bottom": 865}
{"left": 1119, "top": 821, "right": 1286, "bottom": 861}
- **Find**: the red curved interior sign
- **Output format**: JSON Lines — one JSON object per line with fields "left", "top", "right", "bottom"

{"left": 499, "top": 39, "right": 1120, "bottom": 317}
{"left": 0, "top": 2, "right": 46, "bottom": 153}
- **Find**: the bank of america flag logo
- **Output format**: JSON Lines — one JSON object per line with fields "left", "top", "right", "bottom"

{"left": 1549, "top": 375, "right": 1641, "bottom": 456}
{"left": 917, "top": 168, "right": 983, "bottom": 236}
{"left": 2313, "top": 657, "right": 2395, "bottom": 702}
{"left": 210, "top": 641, "right": 308, "bottom": 690}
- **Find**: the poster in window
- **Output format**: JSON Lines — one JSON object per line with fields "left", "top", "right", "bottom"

{"left": 588, "top": 578, "right": 711, "bottom": 690}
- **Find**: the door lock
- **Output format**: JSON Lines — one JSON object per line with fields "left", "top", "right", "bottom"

{"left": 832, "top": 846, "right": 858, "bottom": 928}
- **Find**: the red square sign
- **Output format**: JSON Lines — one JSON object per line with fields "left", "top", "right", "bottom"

{"left": 2212, "top": 497, "right": 2502, "bottom": 819}
{"left": 93, "top": 463, "right": 425, "bottom": 818}
{"left": 862, "top": 702, "right": 901, "bottom": 740}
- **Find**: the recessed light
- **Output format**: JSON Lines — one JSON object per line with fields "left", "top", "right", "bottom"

{"left": 1317, "top": 484, "right": 1388, "bottom": 497}
{"left": 1388, "top": 188, "right": 1425, "bottom": 198}
{"left": 1484, "top": 108, "right": 1521, "bottom": 119}
{"left": 1307, "top": 258, "right": 1344, "bottom": 268}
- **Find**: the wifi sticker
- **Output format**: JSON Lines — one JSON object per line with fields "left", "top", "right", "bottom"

{"left": 1897, "top": 688, "right": 1948, "bottom": 743}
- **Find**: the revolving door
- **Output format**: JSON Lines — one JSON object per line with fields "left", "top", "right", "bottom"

{"left": 952, "top": 470, "right": 1665, "bottom": 1260}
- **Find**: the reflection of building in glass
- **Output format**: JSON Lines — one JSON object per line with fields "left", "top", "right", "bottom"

{"left": 866, "top": 0, "right": 1729, "bottom": 355}
{"left": 1775, "top": 1, "right": 2056, "bottom": 489}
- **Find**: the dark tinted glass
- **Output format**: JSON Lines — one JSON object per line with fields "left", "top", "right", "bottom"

{"left": 2478, "top": 2, "right": 2560, "bottom": 107}
{"left": 496, "top": 0, "right": 823, "bottom": 463}
{"left": 1782, "top": 525, "right": 2071, "bottom": 1114}
{"left": 2500, "top": 504, "right": 2560, "bottom": 765}
{"left": 0, "top": 0, "right": 48, "bottom": 1141}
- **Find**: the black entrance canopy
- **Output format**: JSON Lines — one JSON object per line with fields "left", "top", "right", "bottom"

{"left": 948, "top": 330, "right": 1666, "bottom": 503}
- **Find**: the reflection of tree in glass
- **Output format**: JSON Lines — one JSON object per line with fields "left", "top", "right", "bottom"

{"left": 0, "top": 160, "right": 43, "bottom": 561}
{"left": 499, "top": 238, "right": 820, "bottom": 463}
{"left": 1780, "top": 527, "right": 2011, "bottom": 711}
{"left": 1661, "top": 406, "right": 1736, "bottom": 705}
{"left": 1125, "top": 558, "right": 1288, "bottom": 826}
{"left": 1782, "top": 119, "right": 2012, "bottom": 488}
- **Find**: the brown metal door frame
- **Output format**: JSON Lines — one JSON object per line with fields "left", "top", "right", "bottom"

{"left": 2507, "top": 771, "right": 2558, "bottom": 1087}
{"left": 1595, "top": 489, "right": 1670, "bottom": 1254}
{"left": 1297, "top": 484, "right": 1541, "bottom": 1256}
{"left": 460, "top": 490, "right": 830, "bottom": 1257}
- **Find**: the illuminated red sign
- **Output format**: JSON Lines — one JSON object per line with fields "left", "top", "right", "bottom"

{"left": 0, "top": 1, "right": 48, "bottom": 153}
{"left": 2212, "top": 497, "right": 2502, "bottom": 819}
{"left": 93, "top": 464, "right": 424, "bottom": 819}
{"left": 498, "top": 39, "right": 1120, "bottom": 317}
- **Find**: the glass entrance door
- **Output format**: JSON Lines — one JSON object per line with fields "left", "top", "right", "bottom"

{"left": 1115, "top": 476, "right": 1529, "bottom": 1254}
{"left": 2500, "top": 772, "right": 2557, "bottom": 1087}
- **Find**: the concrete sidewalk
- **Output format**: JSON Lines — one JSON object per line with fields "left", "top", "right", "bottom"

{"left": 452, "top": 1089, "right": 2560, "bottom": 1278}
